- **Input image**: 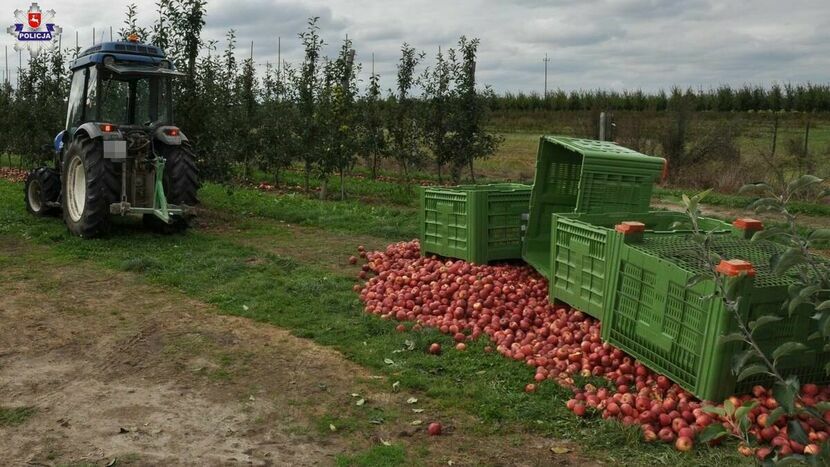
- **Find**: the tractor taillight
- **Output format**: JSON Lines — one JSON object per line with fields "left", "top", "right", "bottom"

{"left": 99, "top": 123, "right": 117, "bottom": 132}
{"left": 164, "top": 128, "right": 180, "bottom": 137}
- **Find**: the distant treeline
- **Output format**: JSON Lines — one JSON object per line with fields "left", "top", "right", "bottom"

{"left": 489, "top": 84, "right": 830, "bottom": 113}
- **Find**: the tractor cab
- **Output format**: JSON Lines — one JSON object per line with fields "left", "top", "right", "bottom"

{"left": 63, "top": 35, "right": 182, "bottom": 138}
{"left": 25, "top": 35, "right": 199, "bottom": 238}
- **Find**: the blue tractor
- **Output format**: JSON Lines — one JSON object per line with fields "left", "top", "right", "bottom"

{"left": 24, "top": 35, "right": 199, "bottom": 237}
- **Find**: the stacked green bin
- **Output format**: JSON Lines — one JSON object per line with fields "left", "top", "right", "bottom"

{"left": 419, "top": 183, "right": 531, "bottom": 264}
{"left": 523, "top": 136, "right": 665, "bottom": 278}
{"left": 549, "top": 211, "right": 732, "bottom": 320}
{"left": 600, "top": 234, "right": 830, "bottom": 401}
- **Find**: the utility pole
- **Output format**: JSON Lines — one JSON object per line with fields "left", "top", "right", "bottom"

{"left": 599, "top": 112, "right": 606, "bottom": 141}
{"left": 17, "top": 50, "right": 21, "bottom": 89}
{"left": 277, "top": 36, "right": 281, "bottom": 81}
{"left": 4, "top": 46, "right": 8, "bottom": 87}
{"left": 109, "top": 26, "right": 113, "bottom": 41}
{"left": 75, "top": 30, "right": 78, "bottom": 57}
{"left": 92, "top": 27, "right": 96, "bottom": 45}
{"left": 250, "top": 41, "right": 254, "bottom": 60}
{"left": 543, "top": 53, "right": 550, "bottom": 98}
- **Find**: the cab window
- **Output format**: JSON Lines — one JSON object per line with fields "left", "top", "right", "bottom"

{"left": 65, "top": 69, "right": 86, "bottom": 129}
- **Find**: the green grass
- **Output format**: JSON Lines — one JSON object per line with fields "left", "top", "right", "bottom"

{"left": 0, "top": 406, "right": 36, "bottom": 426}
{"left": 0, "top": 179, "right": 747, "bottom": 466}
{"left": 654, "top": 187, "right": 830, "bottom": 217}
{"left": 336, "top": 444, "right": 408, "bottom": 467}
{"left": 199, "top": 183, "right": 419, "bottom": 239}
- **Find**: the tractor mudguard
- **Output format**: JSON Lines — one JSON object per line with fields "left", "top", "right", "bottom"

{"left": 154, "top": 126, "right": 188, "bottom": 146}
{"left": 75, "top": 122, "right": 123, "bottom": 141}
{"left": 53, "top": 130, "right": 65, "bottom": 155}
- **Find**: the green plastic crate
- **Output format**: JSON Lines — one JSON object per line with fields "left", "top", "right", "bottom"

{"left": 550, "top": 211, "right": 732, "bottom": 320}
{"left": 600, "top": 235, "right": 830, "bottom": 401}
{"left": 523, "top": 136, "right": 665, "bottom": 278}
{"left": 419, "top": 183, "right": 531, "bottom": 264}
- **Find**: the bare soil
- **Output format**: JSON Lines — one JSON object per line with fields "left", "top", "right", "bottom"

{"left": 0, "top": 239, "right": 595, "bottom": 467}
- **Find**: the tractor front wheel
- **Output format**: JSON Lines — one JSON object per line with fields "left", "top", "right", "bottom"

{"left": 61, "top": 136, "right": 119, "bottom": 238}
{"left": 24, "top": 167, "right": 60, "bottom": 217}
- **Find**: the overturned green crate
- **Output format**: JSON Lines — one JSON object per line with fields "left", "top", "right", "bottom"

{"left": 600, "top": 234, "right": 830, "bottom": 402}
{"left": 419, "top": 183, "right": 531, "bottom": 264}
{"left": 549, "top": 211, "right": 732, "bottom": 320}
{"left": 523, "top": 136, "right": 665, "bottom": 278}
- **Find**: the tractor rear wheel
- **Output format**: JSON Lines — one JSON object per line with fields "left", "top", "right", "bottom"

{"left": 145, "top": 141, "right": 199, "bottom": 234}
{"left": 61, "top": 135, "right": 119, "bottom": 238}
{"left": 24, "top": 167, "right": 61, "bottom": 217}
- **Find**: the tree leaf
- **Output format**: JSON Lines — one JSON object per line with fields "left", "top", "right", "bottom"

{"left": 766, "top": 407, "right": 786, "bottom": 427}
{"left": 686, "top": 273, "right": 712, "bottom": 289}
{"left": 817, "top": 300, "right": 830, "bottom": 311}
{"left": 788, "top": 174, "right": 823, "bottom": 195}
{"left": 776, "top": 455, "right": 809, "bottom": 466}
{"left": 735, "top": 400, "right": 758, "bottom": 423}
{"left": 809, "top": 229, "right": 830, "bottom": 241}
{"left": 406, "top": 397, "right": 418, "bottom": 404}
{"left": 773, "top": 377, "right": 800, "bottom": 414}
{"left": 692, "top": 188, "right": 713, "bottom": 203}
{"left": 701, "top": 405, "right": 726, "bottom": 416}
{"left": 739, "top": 183, "right": 772, "bottom": 195}
{"left": 773, "top": 248, "right": 805, "bottom": 275}
{"left": 356, "top": 398, "right": 365, "bottom": 406}
{"left": 773, "top": 342, "right": 808, "bottom": 362}
{"left": 749, "top": 315, "right": 782, "bottom": 333}
{"left": 815, "top": 401, "right": 830, "bottom": 412}
{"left": 737, "top": 364, "right": 770, "bottom": 382}
{"left": 723, "top": 397, "right": 736, "bottom": 416}
{"left": 788, "top": 419, "right": 810, "bottom": 444}
{"left": 732, "top": 348, "right": 760, "bottom": 374}
{"left": 799, "top": 285, "right": 822, "bottom": 299}
{"left": 748, "top": 197, "right": 783, "bottom": 213}
{"left": 697, "top": 423, "right": 728, "bottom": 442}
{"left": 719, "top": 332, "right": 747, "bottom": 345}
{"left": 751, "top": 227, "right": 785, "bottom": 243}
{"left": 788, "top": 295, "right": 806, "bottom": 316}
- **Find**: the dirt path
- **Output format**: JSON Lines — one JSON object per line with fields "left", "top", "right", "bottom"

{"left": 0, "top": 239, "right": 594, "bottom": 467}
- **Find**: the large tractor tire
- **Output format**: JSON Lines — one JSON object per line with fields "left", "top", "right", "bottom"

{"left": 61, "top": 135, "right": 119, "bottom": 238}
{"left": 24, "top": 167, "right": 61, "bottom": 217}
{"left": 144, "top": 141, "right": 200, "bottom": 234}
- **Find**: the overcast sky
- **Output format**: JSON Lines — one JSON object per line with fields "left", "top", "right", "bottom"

{"left": 4, "top": 0, "right": 830, "bottom": 93}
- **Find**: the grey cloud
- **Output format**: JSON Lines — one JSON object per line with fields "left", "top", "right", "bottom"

{"left": 6, "top": 0, "right": 829, "bottom": 93}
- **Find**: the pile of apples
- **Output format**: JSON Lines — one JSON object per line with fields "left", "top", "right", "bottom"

{"left": 0, "top": 167, "right": 27, "bottom": 183}
{"left": 353, "top": 241, "right": 830, "bottom": 457}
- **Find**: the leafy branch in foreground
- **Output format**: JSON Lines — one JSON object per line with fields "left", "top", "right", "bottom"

{"left": 681, "top": 184, "right": 830, "bottom": 465}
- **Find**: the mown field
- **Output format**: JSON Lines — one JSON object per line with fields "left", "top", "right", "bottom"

{"left": 477, "top": 111, "right": 830, "bottom": 184}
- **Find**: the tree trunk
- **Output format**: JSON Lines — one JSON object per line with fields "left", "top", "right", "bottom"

{"left": 304, "top": 160, "right": 311, "bottom": 193}
{"left": 339, "top": 168, "right": 346, "bottom": 200}
{"left": 320, "top": 178, "right": 327, "bottom": 200}
{"left": 371, "top": 153, "right": 378, "bottom": 179}
{"left": 468, "top": 157, "right": 476, "bottom": 183}
{"left": 273, "top": 167, "right": 280, "bottom": 188}
{"left": 437, "top": 161, "right": 442, "bottom": 184}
